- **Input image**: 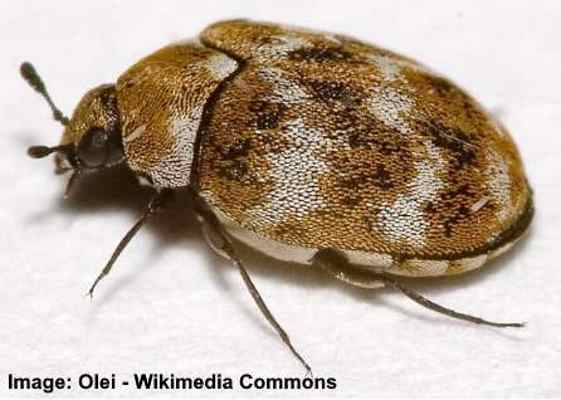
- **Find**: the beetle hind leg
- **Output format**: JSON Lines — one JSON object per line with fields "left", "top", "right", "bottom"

{"left": 312, "top": 248, "right": 525, "bottom": 328}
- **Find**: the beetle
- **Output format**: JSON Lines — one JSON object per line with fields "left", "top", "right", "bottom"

{"left": 22, "top": 19, "right": 533, "bottom": 373}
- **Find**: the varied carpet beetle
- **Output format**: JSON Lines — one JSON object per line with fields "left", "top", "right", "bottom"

{"left": 23, "top": 19, "right": 533, "bottom": 373}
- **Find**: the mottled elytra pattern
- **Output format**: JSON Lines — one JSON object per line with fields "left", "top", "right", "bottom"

{"left": 57, "top": 19, "right": 532, "bottom": 277}
{"left": 195, "top": 20, "right": 532, "bottom": 268}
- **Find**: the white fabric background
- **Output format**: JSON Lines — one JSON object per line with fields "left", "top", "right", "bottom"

{"left": 1, "top": 1, "right": 560, "bottom": 398}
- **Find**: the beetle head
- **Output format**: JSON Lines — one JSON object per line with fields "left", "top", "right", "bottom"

{"left": 22, "top": 62, "right": 125, "bottom": 195}
{"left": 54, "top": 84, "right": 124, "bottom": 173}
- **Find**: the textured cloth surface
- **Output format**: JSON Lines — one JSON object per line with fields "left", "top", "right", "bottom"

{"left": 1, "top": 1, "right": 559, "bottom": 397}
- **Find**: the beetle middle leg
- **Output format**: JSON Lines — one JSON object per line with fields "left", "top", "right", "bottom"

{"left": 313, "top": 248, "right": 525, "bottom": 328}
{"left": 195, "top": 201, "right": 312, "bottom": 375}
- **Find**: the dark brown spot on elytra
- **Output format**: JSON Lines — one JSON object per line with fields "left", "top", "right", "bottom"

{"left": 288, "top": 47, "right": 352, "bottom": 62}
{"left": 373, "top": 164, "right": 393, "bottom": 189}
{"left": 424, "top": 120, "right": 477, "bottom": 168}
{"left": 348, "top": 130, "right": 404, "bottom": 155}
{"left": 442, "top": 205, "right": 471, "bottom": 237}
{"left": 305, "top": 79, "right": 361, "bottom": 105}
{"left": 221, "top": 138, "right": 251, "bottom": 160}
{"left": 341, "top": 195, "right": 362, "bottom": 207}
{"left": 425, "top": 201, "right": 436, "bottom": 214}
{"left": 441, "top": 184, "right": 471, "bottom": 200}
{"left": 218, "top": 159, "right": 248, "bottom": 181}
{"left": 249, "top": 100, "right": 287, "bottom": 130}
{"left": 332, "top": 108, "right": 361, "bottom": 131}
{"left": 338, "top": 164, "right": 394, "bottom": 192}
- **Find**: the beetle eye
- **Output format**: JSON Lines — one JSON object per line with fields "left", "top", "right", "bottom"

{"left": 77, "top": 127, "right": 109, "bottom": 168}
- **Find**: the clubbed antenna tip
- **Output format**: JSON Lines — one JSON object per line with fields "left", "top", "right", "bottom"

{"left": 27, "top": 145, "right": 55, "bottom": 158}
{"left": 20, "top": 61, "right": 69, "bottom": 126}
{"left": 26, "top": 143, "right": 73, "bottom": 159}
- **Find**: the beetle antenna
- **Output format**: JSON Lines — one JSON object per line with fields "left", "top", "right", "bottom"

{"left": 20, "top": 61, "right": 69, "bottom": 126}
{"left": 27, "top": 144, "right": 73, "bottom": 159}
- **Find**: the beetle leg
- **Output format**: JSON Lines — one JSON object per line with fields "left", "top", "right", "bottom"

{"left": 195, "top": 202, "right": 312, "bottom": 375}
{"left": 86, "top": 189, "right": 172, "bottom": 298}
{"left": 195, "top": 211, "right": 230, "bottom": 260}
{"left": 313, "top": 248, "right": 525, "bottom": 328}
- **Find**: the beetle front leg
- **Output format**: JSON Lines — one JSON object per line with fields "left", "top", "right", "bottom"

{"left": 312, "top": 248, "right": 525, "bottom": 328}
{"left": 87, "top": 189, "right": 172, "bottom": 298}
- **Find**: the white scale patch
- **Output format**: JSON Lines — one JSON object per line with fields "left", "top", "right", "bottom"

{"left": 376, "top": 142, "right": 446, "bottom": 249}
{"left": 205, "top": 53, "right": 238, "bottom": 81}
{"left": 149, "top": 106, "right": 203, "bottom": 188}
{"left": 455, "top": 254, "right": 488, "bottom": 273}
{"left": 486, "top": 150, "right": 513, "bottom": 224}
{"left": 344, "top": 250, "right": 393, "bottom": 270}
{"left": 124, "top": 124, "right": 146, "bottom": 143}
{"left": 244, "top": 118, "right": 332, "bottom": 228}
{"left": 259, "top": 67, "right": 311, "bottom": 104}
{"left": 367, "top": 54, "right": 435, "bottom": 80}
{"left": 368, "top": 55, "right": 403, "bottom": 81}
{"left": 401, "top": 259, "right": 449, "bottom": 276}
{"left": 367, "top": 86, "right": 415, "bottom": 135}
{"left": 256, "top": 34, "right": 312, "bottom": 60}
{"left": 248, "top": 67, "right": 337, "bottom": 228}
